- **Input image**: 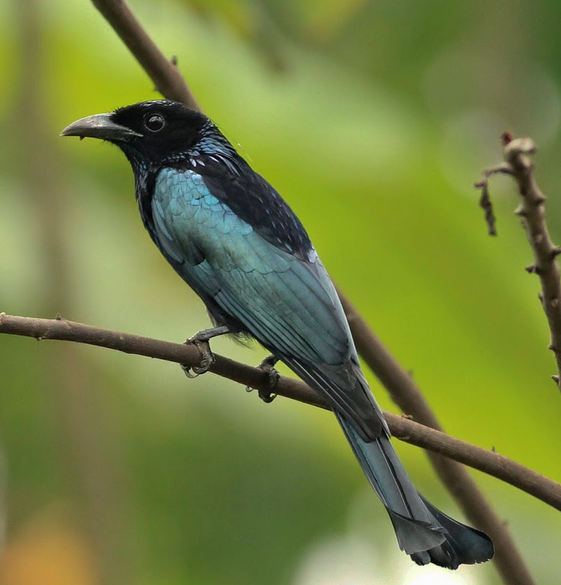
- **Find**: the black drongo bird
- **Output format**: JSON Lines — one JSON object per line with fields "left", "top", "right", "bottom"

{"left": 62, "top": 100, "right": 493, "bottom": 569}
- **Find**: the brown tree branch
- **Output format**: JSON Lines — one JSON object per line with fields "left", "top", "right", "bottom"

{"left": 477, "top": 133, "right": 561, "bottom": 390}
{"left": 2, "top": 313, "right": 560, "bottom": 514}
{"left": 91, "top": 0, "right": 201, "bottom": 111}
{"left": 80, "top": 3, "right": 536, "bottom": 584}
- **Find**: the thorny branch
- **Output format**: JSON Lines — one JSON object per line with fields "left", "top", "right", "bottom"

{"left": 476, "top": 132, "right": 561, "bottom": 390}
{"left": 1, "top": 313, "right": 560, "bottom": 513}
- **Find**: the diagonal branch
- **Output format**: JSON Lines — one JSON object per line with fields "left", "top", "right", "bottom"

{"left": 91, "top": 0, "right": 201, "bottom": 110}
{"left": 82, "top": 3, "right": 536, "bottom": 584}
{"left": 477, "top": 133, "right": 561, "bottom": 390}
{"left": 2, "top": 313, "right": 560, "bottom": 513}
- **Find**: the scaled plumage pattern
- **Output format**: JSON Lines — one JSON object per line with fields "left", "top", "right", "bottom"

{"left": 62, "top": 100, "right": 493, "bottom": 569}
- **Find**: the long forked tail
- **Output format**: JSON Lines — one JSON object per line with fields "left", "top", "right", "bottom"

{"left": 335, "top": 412, "right": 494, "bottom": 569}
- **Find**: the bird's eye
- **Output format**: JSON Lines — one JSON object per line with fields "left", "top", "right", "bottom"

{"left": 144, "top": 113, "right": 165, "bottom": 132}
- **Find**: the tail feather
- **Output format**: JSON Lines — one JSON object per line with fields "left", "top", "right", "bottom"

{"left": 281, "top": 355, "right": 493, "bottom": 568}
{"left": 336, "top": 412, "right": 494, "bottom": 569}
{"left": 414, "top": 495, "right": 495, "bottom": 567}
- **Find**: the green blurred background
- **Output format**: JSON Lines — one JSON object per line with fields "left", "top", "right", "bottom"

{"left": 0, "top": 0, "right": 560, "bottom": 584}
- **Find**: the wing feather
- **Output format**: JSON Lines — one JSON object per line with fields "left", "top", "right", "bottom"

{"left": 152, "top": 168, "right": 385, "bottom": 437}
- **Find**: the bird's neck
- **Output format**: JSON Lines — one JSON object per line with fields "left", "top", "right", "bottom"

{"left": 122, "top": 121, "right": 244, "bottom": 210}
{"left": 192, "top": 125, "right": 245, "bottom": 175}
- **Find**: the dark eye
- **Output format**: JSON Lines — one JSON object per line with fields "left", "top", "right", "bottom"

{"left": 144, "top": 113, "right": 165, "bottom": 132}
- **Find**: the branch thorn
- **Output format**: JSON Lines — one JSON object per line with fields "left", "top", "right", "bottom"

{"left": 501, "top": 131, "right": 513, "bottom": 146}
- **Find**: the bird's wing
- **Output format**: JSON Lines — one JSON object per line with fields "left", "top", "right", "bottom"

{"left": 152, "top": 169, "right": 350, "bottom": 364}
{"left": 151, "top": 168, "right": 385, "bottom": 438}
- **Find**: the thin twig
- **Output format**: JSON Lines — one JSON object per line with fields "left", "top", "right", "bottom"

{"left": 474, "top": 162, "right": 512, "bottom": 236}
{"left": 479, "top": 185, "right": 497, "bottom": 236}
{"left": 477, "top": 133, "right": 561, "bottom": 390}
{"left": 1, "top": 313, "right": 560, "bottom": 513}
{"left": 82, "top": 3, "right": 536, "bottom": 583}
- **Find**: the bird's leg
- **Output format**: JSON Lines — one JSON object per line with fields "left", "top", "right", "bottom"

{"left": 182, "top": 325, "right": 231, "bottom": 378}
{"left": 246, "top": 354, "right": 280, "bottom": 403}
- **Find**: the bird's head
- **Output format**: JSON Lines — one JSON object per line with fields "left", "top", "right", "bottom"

{"left": 61, "top": 100, "right": 212, "bottom": 169}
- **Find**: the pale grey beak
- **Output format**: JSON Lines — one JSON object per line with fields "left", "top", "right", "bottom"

{"left": 60, "top": 113, "right": 143, "bottom": 141}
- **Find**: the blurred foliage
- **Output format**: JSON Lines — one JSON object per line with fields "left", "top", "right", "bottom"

{"left": 0, "top": 0, "right": 560, "bottom": 584}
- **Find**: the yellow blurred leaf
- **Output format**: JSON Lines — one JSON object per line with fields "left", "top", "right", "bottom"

{"left": 0, "top": 508, "right": 98, "bottom": 585}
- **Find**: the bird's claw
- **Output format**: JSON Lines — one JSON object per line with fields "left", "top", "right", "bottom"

{"left": 258, "top": 388, "right": 277, "bottom": 404}
{"left": 246, "top": 354, "right": 280, "bottom": 403}
{"left": 180, "top": 325, "right": 230, "bottom": 379}
{"left": 181, "top": 336, "right": 215, "bottom": 378}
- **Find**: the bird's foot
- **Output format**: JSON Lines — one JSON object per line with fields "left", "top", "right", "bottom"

{"left": 246, "top": 354, "right": 280, "bottom": 403}
{"left": 181, "top": 325, "right": 230, "bottom": 378}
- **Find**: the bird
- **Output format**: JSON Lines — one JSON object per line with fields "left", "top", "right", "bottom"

{"left": 61, "top": 100, "right": 494, "bottom": 569}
